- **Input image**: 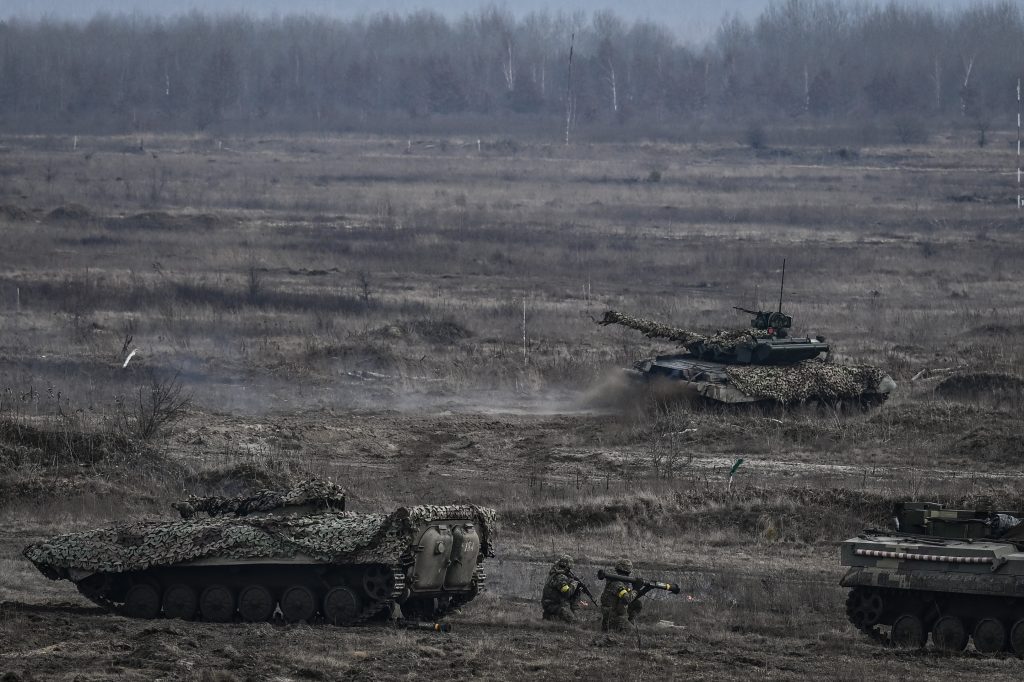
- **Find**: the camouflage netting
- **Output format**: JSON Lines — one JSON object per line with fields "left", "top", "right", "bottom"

{"left": 725, "top": 362, "right": 887, "bottom": 402}
{"left": 24, "top": 503, "right": 496, "bottom": 575}
{"left": 598, "top": 310, "right": 770, "bottom": 354}
{"left": 172, "top": 479, "right": 348, "bottom": 518}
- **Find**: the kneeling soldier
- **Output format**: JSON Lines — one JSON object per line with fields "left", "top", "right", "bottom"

{"left": 600, "top": 558, "right": 642, "bottom": 631}
{"left": 541, "top": 554, "right": 579, "bottom": 623}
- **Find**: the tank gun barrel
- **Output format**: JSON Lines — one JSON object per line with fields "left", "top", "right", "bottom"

{"left": 598, "top": 310, "right": 705, "bottom": 346}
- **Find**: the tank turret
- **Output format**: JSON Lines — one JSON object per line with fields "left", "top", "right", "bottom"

{"left": 596, "top": 267, "right": 894, "bottom": 406}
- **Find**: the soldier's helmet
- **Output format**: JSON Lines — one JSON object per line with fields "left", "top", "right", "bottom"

{"left": 555, "top": 554, "right": 574, "bottom": 571}
{"left": 614, "top": 558, "right": 633, "bottom": 574}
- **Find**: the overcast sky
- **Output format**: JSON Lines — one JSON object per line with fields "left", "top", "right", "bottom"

{"left": 0, "top": 0, "right": 1000, "bottom": 43}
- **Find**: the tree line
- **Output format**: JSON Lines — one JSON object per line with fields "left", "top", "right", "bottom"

{"left": 2, "top": 1, "right": 1023, "bottom": 137}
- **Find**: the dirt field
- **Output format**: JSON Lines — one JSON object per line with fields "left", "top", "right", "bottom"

{"left": 2, "top": 131, "right": 1024, "bottom": 680}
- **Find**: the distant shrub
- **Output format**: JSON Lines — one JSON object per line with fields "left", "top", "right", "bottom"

{"left": 892, "top": 115, "right": 928, "bottom": 144}
{"left": 743, "top": 124, "right": 767, "bottom": 150}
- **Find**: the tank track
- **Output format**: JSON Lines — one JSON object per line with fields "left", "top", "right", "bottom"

{"left": 75, "top": 566, "right": 408, "bottom": 626}
{"left": 845, "top": 586, "right": 1024, "bottom": 652}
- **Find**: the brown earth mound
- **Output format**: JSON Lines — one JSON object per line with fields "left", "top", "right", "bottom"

{"left": 45, "top": 204, "right": 93, "bottom": 222}
{"left": 0, "top": 419, "right": 131, "bottom": 469}
{"left": 111, "top": 212, "right": 231, "bottom": 231}
{"left": 936, "top": 372, "right": 1024, "bottom": 399}
{"left": 952, "top": 420, "right": 1024, "bottom": 462}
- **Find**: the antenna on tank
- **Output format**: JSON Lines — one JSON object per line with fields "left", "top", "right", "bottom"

{"left": 777, "top": 258, "right": 786, "bottom": 313}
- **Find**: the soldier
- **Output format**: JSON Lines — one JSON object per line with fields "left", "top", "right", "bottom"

{"left": 541, "top": 554, "right": 580, "bottom": 623}
{"left": 600, "top": 558, "right": 642, "bottom": 632}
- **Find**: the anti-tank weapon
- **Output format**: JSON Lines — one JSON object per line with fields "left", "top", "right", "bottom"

{"left": 597, "top": 569, "right": 682, "bottom": 597}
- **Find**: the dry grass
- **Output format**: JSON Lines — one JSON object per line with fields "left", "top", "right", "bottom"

{"left": 1, "top": 131, "right": 1024, "bottom": 679}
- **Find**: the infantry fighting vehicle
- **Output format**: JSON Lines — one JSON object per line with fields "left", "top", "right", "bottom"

{"left": 24, "top": 480, "right": 495, "bottom": 625}
{"left": 841, "top": 502, "right": 1024, "bottom": 653}
{"left": 597, "top": 267, "right": 894, "bottom": 407}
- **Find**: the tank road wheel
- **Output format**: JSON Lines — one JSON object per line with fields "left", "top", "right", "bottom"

{"left": 323, "top": 587, "right": 363, "bottom": 626}
{"left": 890, "top": 614, "right": 927, "bottom": 649}
{"left": 199, "top": 585, "right": 236, "bottom": 623}
{"left": 1008, "top": 619, "right": 1024, "bottom": 657}
{"left": 362, "top": 566, "right": 392, "bottom": 602}
{"left": 162, "top": 584, "right": 198, "bottom": 621}
{"left": 973, "top": 618, "right": 1007, "bottom": 653}
{"left": 237, "top": 585, "right": 276, "bottom": 623}
{"left": 123, "top": 583, "right": 161, "bottom": 619}
{"left": 846, "top": 588, "right": 883, "bottom": 629}
{"left": 931, "top": 615, "right": 968, "bottom": 652}
{"left": 281, "top": 585, "right": 317, "bottom": 623}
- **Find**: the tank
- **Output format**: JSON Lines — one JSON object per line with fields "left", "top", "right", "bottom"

{"left": 23, "top": 479, "right": 496, "bottom": 625}
{"left": 597, "top": 307, "right": 895, "bottom": 407}
{"left": 840, "top": 501, "right": 1024, "bottom": 653}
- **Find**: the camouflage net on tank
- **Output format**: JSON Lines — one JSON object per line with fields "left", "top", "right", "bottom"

{"left": 24, "top": 503, "right": 496, "bottom": 575}
{"left": 172, "top": 478, "right": 348, "bottom": 518}
{"left": 598, "top": 310, "right": 770, "bottom": 353}
{"left": 725, "top": 362, "right": 887, "bottom": 402}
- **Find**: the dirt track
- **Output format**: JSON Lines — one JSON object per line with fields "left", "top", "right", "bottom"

{"left": 3, "top": 406, "right": 1024, "bottom": 681}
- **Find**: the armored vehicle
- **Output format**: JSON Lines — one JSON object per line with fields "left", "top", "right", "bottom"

{"left": 597, "top": 306, "right": 894, "bottom": 407}
{"left": 24, "top": 480, "right": 495, "bottom": 625}
{"left": 841, "top": 501, "right": 1024, "bottom": 653}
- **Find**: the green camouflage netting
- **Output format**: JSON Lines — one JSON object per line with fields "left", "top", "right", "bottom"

{"left": 725, "top": 362, "right": 887, "bottom": 402}
{"left": 598, "top": 310, "right": 770, "bottom": 354}
{"left": 172, "top": 478, "right": 348, "bottom": 518}
{"left": 24, "top": 503, "right": 496, "bottom": 574}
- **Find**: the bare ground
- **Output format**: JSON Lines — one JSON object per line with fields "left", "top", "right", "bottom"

{"left": 2, "top": 132, "right": 1024, "bottom": 679}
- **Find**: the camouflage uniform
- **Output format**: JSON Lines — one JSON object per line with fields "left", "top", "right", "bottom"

{"left": 541, "top": 555, "right": 578, "bottom": 623}
{"left": 600, "top": 558, "right": 642, "bottom": 632}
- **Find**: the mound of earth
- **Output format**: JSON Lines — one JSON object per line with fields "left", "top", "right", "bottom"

{"left": 936, "top": 372, "right": 1024, "bottom": 399}
{"left": 952, "top": 419, "right": 1024, "bottom": 462}
{"left": 0, "top": 419, "right": 131, "bottom": 469}
{"left": 45, "top": 204, "right": 93, "bottom": 222}
{"left": 111, "top": 212, "right": 232, "bottom": 231}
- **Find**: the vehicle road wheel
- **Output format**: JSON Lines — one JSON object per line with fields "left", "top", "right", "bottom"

{"left": 973, "top": 617, "right": 1007, "bottom": 653}
{"left": 890, "top": 614, "right": 926, "bottom": 649}
{"left": 362, "top": 566, "right": 392, "bottom": 601}
{"left": 1009, "top": 619, "right": 1024, "bottom": 657}
{"left": 931, "top": 615, "right": 968, "bottom": 652}
{"left": 323, "top": 586, "right": 362, "bottom": 626}
{"left": 199, "top": 584, "right": 236, "bottom": 623}
{"left": 123, "top": 583, "right": 161, "bottom": 619}
{"left": 162, "top": 584, "right": 198, "bottom": 621}
{"left": 846, "top": 588, "right": 883, "bottom": 629}
{"left": 238, "top": 585, "right": 275, "bottom": 622}
{"left": 281, "top": 585, "right": 317, "bottom": 623}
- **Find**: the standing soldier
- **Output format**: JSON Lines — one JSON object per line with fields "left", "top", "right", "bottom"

{"left": 541, "top": 554, "right": 580, "bottom": 623}
{"left": 600, "top": 558, "right": 642, "bottom": 631}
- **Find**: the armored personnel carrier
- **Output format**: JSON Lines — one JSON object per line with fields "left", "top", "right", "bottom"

{"left": 24, "top": 479, "right": 495, "bottom": 625}
{"left": 597, "top": 306, "right": 894, "bottom": 407}
{"left": 841, "top": 501, "right": 1024, "bottom": 652}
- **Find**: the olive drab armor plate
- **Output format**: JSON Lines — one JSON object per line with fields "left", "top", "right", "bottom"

{"left": 23, "top": 480, "right": 496, "bottom": 626}
{"left": 839, "top": 502, "right": 1024, "bottom": 652}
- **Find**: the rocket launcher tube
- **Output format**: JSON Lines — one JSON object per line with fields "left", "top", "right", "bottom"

{"left": 597, "top": 569, "right": 682, "bottom": 594}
